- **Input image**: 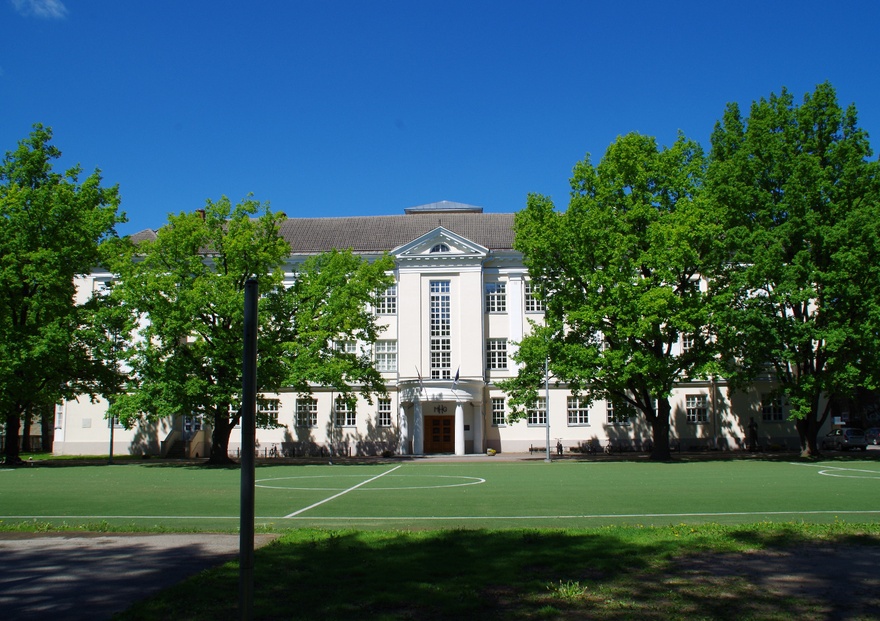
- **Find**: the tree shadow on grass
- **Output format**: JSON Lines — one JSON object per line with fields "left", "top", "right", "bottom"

{"left": 116, "top": 526, "right": 880, "bottom": 621}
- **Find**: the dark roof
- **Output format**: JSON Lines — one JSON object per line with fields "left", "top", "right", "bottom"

{"left": 277, "top": 212, "right": 516, "bottom": 253}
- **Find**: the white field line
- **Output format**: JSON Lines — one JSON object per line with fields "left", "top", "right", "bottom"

{"left": 283, "top": 465, "right": 402, "bottom": 518}
{"left": 5, "top": 509, "right": 880, "bottom": 522}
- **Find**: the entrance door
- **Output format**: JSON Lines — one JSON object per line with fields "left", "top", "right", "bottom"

{"left": 424, "top": 415, "right": 454, "bottom": 453}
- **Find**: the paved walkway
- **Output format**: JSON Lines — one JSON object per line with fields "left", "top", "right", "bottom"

{"left": 0, "top": 532, "right": 277, "bottom": 621}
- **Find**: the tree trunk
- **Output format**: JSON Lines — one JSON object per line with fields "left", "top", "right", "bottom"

{"left": 3, "top": 410, "right": 22, "bottom": 464}
{"left": 21, "top": 408, "right": 32, "bottom": 453}
{"left": 41, "top": 404, "right": 55, "bottom": 454}
{"left": 648, "top": 399, "right": 673, "bottom": 461}
{"left": 796, "top": 416, "right": 821, "bottom": 457}
{"left": 207, "top": 412, "right": 236, "bottom": 465}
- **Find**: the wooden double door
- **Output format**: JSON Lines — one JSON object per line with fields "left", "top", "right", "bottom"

{"left": 424, "top": 415, "right": 454, "bottom": 453}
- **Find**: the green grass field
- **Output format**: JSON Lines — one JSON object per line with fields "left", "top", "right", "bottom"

{"left": 2, "top": 455, "right": 879, "bottom": 531}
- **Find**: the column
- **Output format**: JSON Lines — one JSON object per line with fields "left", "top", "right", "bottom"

{"left": 472, "top": 402, "right": 484, "bottom": 454}
{"left": 398, "top": 404, "right": 409, "bottom": 455}
{"left": 454, "top": 401, "right": 465, "bottom": 456}
{"left": 413, "top": 399, "right": 424, "bottom": 455}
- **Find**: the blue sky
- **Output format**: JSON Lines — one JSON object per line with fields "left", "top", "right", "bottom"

{"left": 3, "top": 0, "right": 879, "bottom": 236}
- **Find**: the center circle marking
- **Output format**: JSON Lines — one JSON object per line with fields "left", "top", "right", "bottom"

{"left": 256, "top": 474, "right": 486, "bottom": 491}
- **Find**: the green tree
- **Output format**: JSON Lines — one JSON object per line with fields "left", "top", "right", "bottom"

{"left": 503, "top": 133, "right": 723, "bottom": 461}
{"left": 708, "top": 82, "right": 880, "bottom": 456}
{"left": 106, "top": 197, "right": 393, "bottom": 464}
{"left": 0, "top": 125, "right": 123, "bottom": 464}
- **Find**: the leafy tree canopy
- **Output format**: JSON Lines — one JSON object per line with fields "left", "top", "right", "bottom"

{"left": 503, "top": 132, "right": 723, "bottom": 460}
{"left": 708, "top": 82, "right": 880, "bottom": 455}
{"left": 0, "top": 124, "right": 123, "bottom": 463}
{"left": 105, "top": 196, "right": 393, "bottom": 463}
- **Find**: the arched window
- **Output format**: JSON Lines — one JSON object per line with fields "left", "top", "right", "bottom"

{"left": 430, "top": 243, "right": 450, "bottom": 253}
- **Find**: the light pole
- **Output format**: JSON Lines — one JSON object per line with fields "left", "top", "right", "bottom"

{"left": 544, "top": 354, "right": 551, "bottom": 462}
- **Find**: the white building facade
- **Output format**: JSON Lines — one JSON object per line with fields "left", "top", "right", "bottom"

{"left": 53, "top": 202, "right": 804, "bottom": 457}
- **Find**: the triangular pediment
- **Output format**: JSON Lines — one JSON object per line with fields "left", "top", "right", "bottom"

{"left": 392, "top": 227, "right": 489, "bottom": 259}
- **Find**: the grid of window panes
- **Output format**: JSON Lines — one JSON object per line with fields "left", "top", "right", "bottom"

{"left": 375, "top": 340, "right": 397, "bottom": 372}
{"left": 377, "top": 398, "right": 392, "bottom": 427}
{"left": 681, "top": 334, "right": 694, "bottom": 353}
{"left": 430, "top": 281, "right": 451, "bottom": 379}
{"left": 524, "top": 281, "right": 545, "bottom": 313}
{"left": 376, "top": 284, "right": 397, "bottom": 315}
{"left": 527, "top": 397, "right": 547, "bottom": 426}
{"left": 606, "top": 400, "right": 632, "bottom": 425}
{"left": 296, "top": 398, "right": 318, "bottom": 428}
{"left": 491, "top": 397, "right": 506, "bottom": 426}
{"left": 761, "top": 394, "right": 785, "bottom": 421}
{"left": 336, "top": 340, "right": 358, "bottom": 354}
{"left": 567, "top": 396, "right": 590, "bottom": 425}
{"left": 485, "top": 282, "right": 506, "bottom": 313}
{"left": 486, "top": 339, "right": 508, "bottom": 369}
{"left": 334, "top": 398, "right": 356, "bottom": 427}
{"left": 686, "top": 394, "right": 708, "bottom": 423}
{"left": 258, "top": 399, "right": 280, "bottom": 426}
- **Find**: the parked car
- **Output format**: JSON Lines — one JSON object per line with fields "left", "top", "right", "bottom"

{"left": 865, "top": 428, "right": 880, "bottom": 445}
{"left": 821, "top": 428, "right": 868, "bottom": 451}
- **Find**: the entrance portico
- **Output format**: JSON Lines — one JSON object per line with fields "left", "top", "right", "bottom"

{"left": 398, "top": 380, "right": 483, "bottom": 455}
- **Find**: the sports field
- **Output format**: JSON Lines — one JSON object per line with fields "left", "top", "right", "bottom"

{"left": 2, "top": 456, "right": 879, "bottom": 531}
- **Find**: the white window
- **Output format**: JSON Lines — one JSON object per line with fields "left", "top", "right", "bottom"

{"left": 485, "top": 282, "right": 507, "bottom": 313}
{"left": 296, "top": 398, "right": 318, "bottom": 428}
{"left": 375, "top": 340, "right": 397, "bottom": 372}
{"left": 376, "top": 284, "right": 397, "bottom": 315}
{"left": 335, "top": 398, "right": 356, "bottom": 427}
{"left": 336, "top": 340, "right": 358, "bottom": 354}
{"left": 761, "top": 394, "right": 785, "bottom": 422}
{"left": 606, "top": 400, "right": 632, "bottom": 425}
{"left": 107, "top": 416, "right": 124, "bottom": 429}
{"left": 491, "top": 398, "right": 506, "bottom": 426}
{"left": 430, "top": 281, "right": 452, "bottom": 379}
{"left": 486, "top": 339, "right": 508, "bottom": 370}
{"left": 686, "top": 394, "right": 708, "bottom": 423}
{"left": 377, "top": 399, "right": 392, "bottom": 427}
{"left": 524, "top": 281, "right": 545, "bottom": 313}
{"left": 430, "top": 243, "right": 450, "bottom": 253}
{"left": 527, "top": 397, "right": 547, "bottom": 426}
{"left": 258, "top": 399, "right": 280, "bottom": 426}
{"left": 567, "top": 396, "right": 590, "bottom": 426}
{"left": 681, "top": 334, "right": 694, "bottom": 353}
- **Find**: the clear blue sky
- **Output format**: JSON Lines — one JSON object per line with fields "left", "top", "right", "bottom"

{"left": 3, "top": 0, "right": 879, "bottom": 236}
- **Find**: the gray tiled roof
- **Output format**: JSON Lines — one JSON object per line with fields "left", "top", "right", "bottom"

{"left": 278, "top": 212, "right": 516, "bottom": 253}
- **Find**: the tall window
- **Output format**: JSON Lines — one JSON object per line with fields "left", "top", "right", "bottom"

{"left": 430, "top": 280, "right": 451, "bottom": 379}
{"left": 686, "top": 394, "right": 708, "bottom": 423}
{"left": 377, "top": 398, "right": 392, "bottom": 427}
{"left": 376, "top": 284, "right": 397, "bottom": 315}
{"left": 527, "top": 397, "right": 547, "bottom": 426}
{"left": 567, "top": 396, "right": 590, "bottom": 426}
{"left": 524, "top": 281, "right": 545, "bottom": 313}
{"left": 761, "top": 394, "right": 785, "bottom": 422}
{"left": 258, "top": 399, "right": 280, "bottom": 426}
{"left": 296, "top": 398, "right": 318, "bottom": 428}
{"left": 486, "top": 339, "right": 508, "bottom": 370}
{"left": 334, "top": 398, "right": 356, "bottom": 427}
{"left": 375, "top": 340, "right": 397, "bottom": 372}
{"left": 485, "top": 282, "right": 506, "bottom": 313}
{"left": 491, "top": 398, "right": 506, "bottom": 426}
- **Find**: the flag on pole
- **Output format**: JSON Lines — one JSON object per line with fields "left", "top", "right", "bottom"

{"left": 452, "top": 366, "right": 460, "bottom": 390}
{"left": 415, "top": 366, "right": 425, "bottom": 395}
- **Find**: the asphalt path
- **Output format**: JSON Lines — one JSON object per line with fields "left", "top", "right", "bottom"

{"left": 0, "top": 532, "right": 277, "bottom": 621}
